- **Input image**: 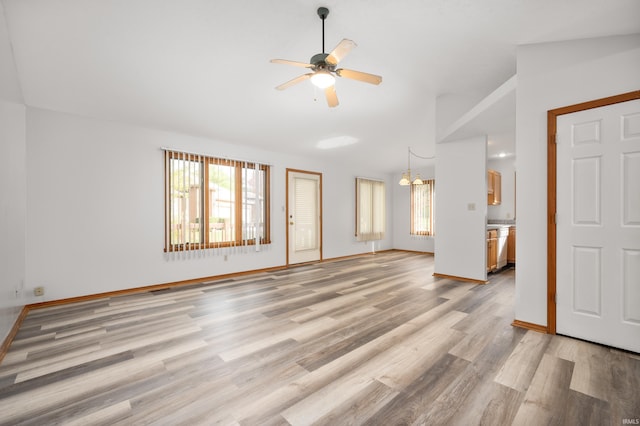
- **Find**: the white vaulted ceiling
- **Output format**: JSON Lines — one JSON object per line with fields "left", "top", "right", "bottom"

{"left": 1, "top": 0, "right": 639, "bottom": 172}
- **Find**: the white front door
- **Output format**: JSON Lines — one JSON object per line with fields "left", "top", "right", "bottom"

{"left": 287, "top": 170, "right": 322, "bottom": 265}
{"left": 556, "top": 98, "right": 640, "bottom": 353}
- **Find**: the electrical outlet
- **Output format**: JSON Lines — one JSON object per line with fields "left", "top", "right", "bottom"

{"left": 34, "top": 286, "right": 44, "bottom": 297}
{"left": 224, "top": 255, "right": 228, "bottom": 261}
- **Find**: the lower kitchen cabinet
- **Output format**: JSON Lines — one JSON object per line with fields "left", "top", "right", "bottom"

{"left": 487, "top": 226, "right": 511, "bottom": 273}
{"left": 487, "top": 229, "right": 497, "bottom": 272}
{"left": 507, "top": 226, "right": 516, "bottom": 264}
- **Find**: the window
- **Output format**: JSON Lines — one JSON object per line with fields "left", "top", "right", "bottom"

{"left": 411, "top": 179, "right": 435, "bottom": 236}
{"left": 164, "top": 150, "right": 270, "bottom": 252}
{"left": 355, "top": 178, "right": 385, "bottom": 241}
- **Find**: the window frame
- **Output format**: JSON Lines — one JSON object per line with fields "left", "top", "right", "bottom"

{"left": 164, "top": 151, "right": 271, "bottom": 252}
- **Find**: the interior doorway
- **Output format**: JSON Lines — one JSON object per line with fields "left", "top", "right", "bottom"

{"left": 547, "top": 90, "right": 640, "bottom": 352}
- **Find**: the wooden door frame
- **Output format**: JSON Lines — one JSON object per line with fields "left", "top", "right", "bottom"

{"left": 546, "top": 90, "right": 640, "bottom": 334}
{"left": 286, "top": 168, "right": 323, "bottom": 266}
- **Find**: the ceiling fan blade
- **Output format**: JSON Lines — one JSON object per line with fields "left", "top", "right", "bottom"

{"left": 336, "top": 68, "right": 382, "bottom": 85}
{"left": 270, "top": 59, "right": 313, "bottom": 68}
{"left": 326, "top": 39, "right": 357, "bottom": 66}
{"left": 324, "top": 85, "right": 339, "bottom": 108}
{"left": 275, "top": 73, "right": 313, "bottom": 90}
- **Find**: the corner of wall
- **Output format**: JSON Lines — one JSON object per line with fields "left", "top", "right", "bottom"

{"left": 0, "top": 100, "right": 27, "bottom": 344}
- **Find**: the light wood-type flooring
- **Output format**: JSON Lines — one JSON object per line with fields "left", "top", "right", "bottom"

{"left": 0, "top": 251, "right": 638, "bottom": 425}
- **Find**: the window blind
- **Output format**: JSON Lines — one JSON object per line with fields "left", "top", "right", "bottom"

{"left": 163, "top": 148, "right": 270, "bottom": 259}
{"left": 411, "top": 179, "right": 435, "bottom": 237}
{"left": 355, "top": 177, "right": 386, "bottom": 241}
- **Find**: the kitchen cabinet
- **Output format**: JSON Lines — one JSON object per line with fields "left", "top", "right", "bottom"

{"left": 507, "top": 226, "right": 516, "bottom": 264}
{"left": 487, "top": 170, "right": 501, "bottom": 205}
{"left": 487, "top": 229, "right": 497, "bottom": 272}
{"left": 487, "top": 227, "right": 509, "bottom": 273}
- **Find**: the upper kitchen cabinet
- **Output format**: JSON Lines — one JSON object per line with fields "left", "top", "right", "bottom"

{"left": 487, "top": 169, "right": 501, "bottom": 205}
{"left": 487, "top": 157, "right": 516, "bottom": 221}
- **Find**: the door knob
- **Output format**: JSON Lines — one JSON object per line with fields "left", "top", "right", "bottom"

{"left": 289, "top": 221, "right": 294, "bottom": 225}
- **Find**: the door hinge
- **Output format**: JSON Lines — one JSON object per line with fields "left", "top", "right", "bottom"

{"left": 554, "top": 133, "right": 558, "bottom": 144}
{"left": 554, "top": 213, "right": 557, "bottom": 224}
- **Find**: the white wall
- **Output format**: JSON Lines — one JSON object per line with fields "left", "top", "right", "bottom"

{"left": 23, "top": 107, "right": 394, "bottom": 302}
{"left": 434, "top": 135, "right": 487, "bottom": 281}
{"left": 0, "top": 100, "right": 27, "bottom": 343}
{"left": 392, "top": 94, "right": 437, "bottom": 253}
{"left": 0, "top": 2, "right": 26, "bottom": 344}
{"left": 515, "top": 34, "right": 640, "bottom": 326}
{"left": 0, "top": 3, "right": 22, "bottom": 104}
{"left": 392, "top": 164, "right": 435, "bottom": 253}
{"left": 436, "top": 92, "right": 487, "bottom": 142}
{"left": 488, "top": 157, "right": 516, "bottom": 221}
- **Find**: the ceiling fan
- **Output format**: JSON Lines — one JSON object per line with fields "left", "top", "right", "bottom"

{"left": 270, "top": 7, "right": 382, "bottom": 108}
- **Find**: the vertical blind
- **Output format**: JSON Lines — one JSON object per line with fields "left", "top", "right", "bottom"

{"left": 163, "top": 149, "right": 270, "bottom": 258}
{"left": 411, "top": 179, "right": 435, "bottom": 237}
{"left": 355, "top": 177, "right": 386, "bottom": 241}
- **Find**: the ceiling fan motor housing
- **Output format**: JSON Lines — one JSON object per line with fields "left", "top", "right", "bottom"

{"left": 310, "top": 53, "right": 332, "bottom": 69}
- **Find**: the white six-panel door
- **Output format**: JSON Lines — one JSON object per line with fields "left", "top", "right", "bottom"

{"left": 556, "top": 98, "right": 640, "bottom": 353}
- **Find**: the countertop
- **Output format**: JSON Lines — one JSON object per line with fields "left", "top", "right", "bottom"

{"left": 487, "top": 224, "right": 514, "bottom": 230}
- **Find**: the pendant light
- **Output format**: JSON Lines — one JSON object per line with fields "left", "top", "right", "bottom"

{"left": 399, "top": 147, "right": 432, "bottom": 185}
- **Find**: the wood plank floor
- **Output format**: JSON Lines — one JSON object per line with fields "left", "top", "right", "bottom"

{"left": 0, "top": 252, "right": 638, "bottom": 425}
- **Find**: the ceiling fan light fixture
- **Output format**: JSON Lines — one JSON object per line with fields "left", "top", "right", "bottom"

{"left": 271, "top": 6, "right": 381, "bottom": 107}
{"left": 310, "top": 71, "right": 335, "bottom": 89}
